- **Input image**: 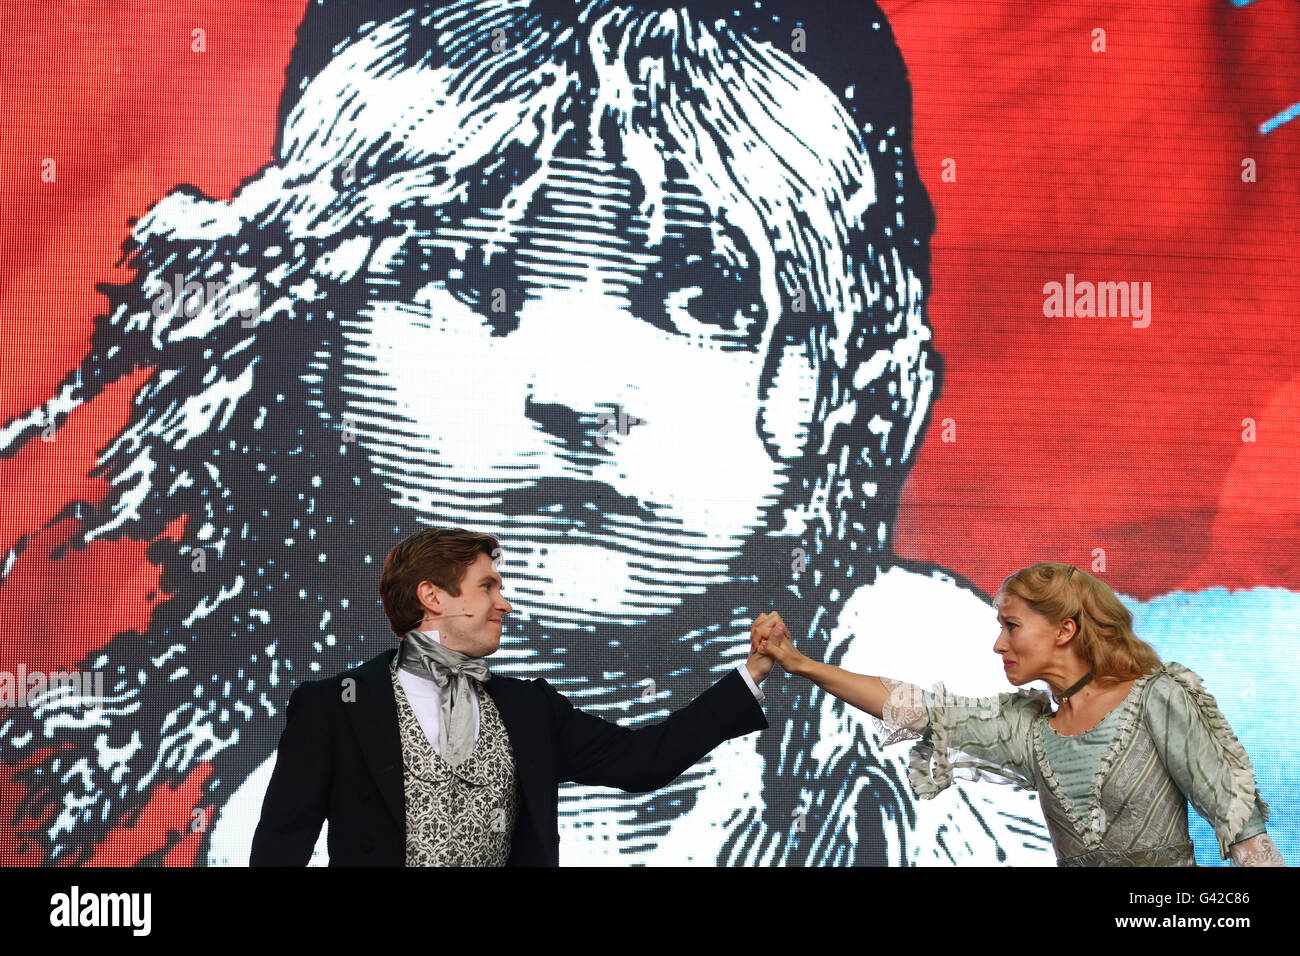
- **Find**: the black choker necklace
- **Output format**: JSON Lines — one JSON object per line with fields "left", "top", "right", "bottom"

{"left": 1057, "top": 669, "right": 1095, "bottom": 703}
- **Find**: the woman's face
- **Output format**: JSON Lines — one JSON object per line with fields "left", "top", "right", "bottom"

{"left": 992, "top": 591, "right": 1069, "bottom": 685}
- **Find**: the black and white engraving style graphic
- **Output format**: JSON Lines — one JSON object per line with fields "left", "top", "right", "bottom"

{"left": 1, "top": 0, "right": 1052, "bottom": 865}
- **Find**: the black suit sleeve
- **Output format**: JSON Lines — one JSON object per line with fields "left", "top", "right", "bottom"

{"left": 249, "top": 681, "right": 332, "bottom": 866}
{"left": 546, "top": 668, "right": 767, "bottom": 791}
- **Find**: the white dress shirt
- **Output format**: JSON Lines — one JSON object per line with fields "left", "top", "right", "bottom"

{"left": 396, "top": 629, "right": 766, "bottom": 756}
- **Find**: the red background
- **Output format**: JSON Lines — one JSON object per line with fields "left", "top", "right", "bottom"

{"left": 0, "top": 0, "right": 1296, "bottom": 863}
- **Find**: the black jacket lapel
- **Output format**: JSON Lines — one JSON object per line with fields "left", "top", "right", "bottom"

{"left": 342, "top": 649, "right": 406, "bottom": 831}
{"left": 480, "top": 676, "right": 553, "bottom": 858}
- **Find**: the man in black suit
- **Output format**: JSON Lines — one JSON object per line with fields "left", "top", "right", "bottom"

{"left": 250, "top": 527, "right": 784, "bottom": 865}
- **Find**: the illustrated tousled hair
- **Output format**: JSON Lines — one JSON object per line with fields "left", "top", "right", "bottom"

{"left": 0, "top": 0, "right": 936, "bottom": 864}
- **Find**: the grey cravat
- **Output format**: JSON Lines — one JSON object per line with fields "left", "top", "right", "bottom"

{"left": 397, "top": 629, "right": 491, "bottom": 767}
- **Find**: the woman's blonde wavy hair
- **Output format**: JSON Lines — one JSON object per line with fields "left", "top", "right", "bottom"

{"left": 997, "top": 562, "right": 1161, "bottom": 685}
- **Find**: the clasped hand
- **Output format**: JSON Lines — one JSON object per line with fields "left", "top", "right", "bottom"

{"left": 744, "top": 611, "right": 805, "bottom": 684}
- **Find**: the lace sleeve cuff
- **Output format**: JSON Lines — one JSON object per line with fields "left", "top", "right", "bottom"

{"left": 873, "top": 678, "right": 929, "bottom": 746}
{"left": 1229, "top": 832, "right": 1285, "bottom": 867}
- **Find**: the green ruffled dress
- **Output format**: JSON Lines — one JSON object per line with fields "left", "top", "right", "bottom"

{"left": 906, "top": 662, "right": 1270, "bottom": 866}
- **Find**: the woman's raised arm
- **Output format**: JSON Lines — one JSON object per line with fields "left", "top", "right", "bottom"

{"left": 755, "top": 618, "right": 892, "bottom": 719}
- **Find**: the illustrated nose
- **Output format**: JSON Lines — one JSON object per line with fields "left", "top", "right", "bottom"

{"left": 524, "top": 395, "right": 600, "bottom": 457}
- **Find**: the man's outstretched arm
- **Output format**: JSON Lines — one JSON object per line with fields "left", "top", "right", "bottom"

{"left": 249, "top": 681, "right": 331, "bottom": 866}
{"left": 549, "top": 616, "right": 783, "bottom": 791}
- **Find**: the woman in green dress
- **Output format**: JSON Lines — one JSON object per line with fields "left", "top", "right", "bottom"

{"left": 754, "top": 562, "right": 1285, "bottom": 866}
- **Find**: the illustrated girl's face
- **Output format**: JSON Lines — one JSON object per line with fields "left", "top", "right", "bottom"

{"left": 342, "top": 276, "right": 803, "bottom": 631}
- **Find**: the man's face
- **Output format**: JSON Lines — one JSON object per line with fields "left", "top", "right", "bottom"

{"left": 347, "top": 281, "right": 814, "bottom": 630}
{"left": 420, "top": 552, "right": 512, "bottom": 658}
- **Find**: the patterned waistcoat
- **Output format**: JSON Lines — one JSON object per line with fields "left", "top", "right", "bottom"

{"left": 389, "top": 660, "right": 521, "bottom": 866}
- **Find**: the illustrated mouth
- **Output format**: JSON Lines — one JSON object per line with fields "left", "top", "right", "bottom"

{"left": 499, "top": 480, "right": 657, "bottom": 527}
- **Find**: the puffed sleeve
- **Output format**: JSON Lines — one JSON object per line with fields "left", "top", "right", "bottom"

{"left": 904, "top": 682, "right": 1051, "bottom": 800}
{"left": 1143, "top": 663, "right": 1274, "bottom": 862}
